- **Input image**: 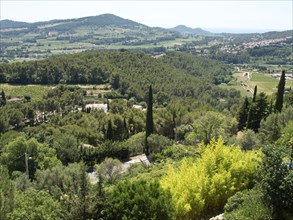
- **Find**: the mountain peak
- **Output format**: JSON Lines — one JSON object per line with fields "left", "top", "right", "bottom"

{"left": 170, "top": 25, "right": 211, "bottom": 36}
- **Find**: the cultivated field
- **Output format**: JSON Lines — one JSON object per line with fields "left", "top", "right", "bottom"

{"left": 0, "top": 83, "right": 111, "bottom": 102}
{"left": 246, "top": 72, "right": 279, "bottom": 95}
{"left": 0, "top": 84, "right": 52, "bottom": 101}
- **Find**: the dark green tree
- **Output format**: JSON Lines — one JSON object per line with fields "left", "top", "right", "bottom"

{"left": 0, "top": 109, "right": 9, "bottom": 133}
{"left": 237, "top": 97, "right": 250, "bottom": 131}
{"left": 246, "top": 105, "right": 254, "bottom": 131}
{"left": 262, "top": 145, "right": 293, "bottom": 219}
{"left": 246, "top": 86, "right": 258, "bottom": 132}
{"left": 275, "top": 70, "right": 286, "bottom": 112}
{"left": 123, "top": 117, "right": 129, "bottom": 139}
{"left": 112, "top": 115, "right": 125, "bottom": 141}
{"left": 247, "top": 92, "right": 269, "bottom": 132}
{"left": 252, "top": 85, "right": 257, "bottom": 102}
{"left": 0, "top": 166, "right": 14, "bottom": 219}
{"left": 252, "top": 92, "right": 269, "bottom": 132}
{"left": 106, "top": 120, "right": 113, "bottom": 141}
{"left": 107, "top": 99, "right": 110, "bottom": 112}
{"left": 145, "top": 85, "right": 154, "bottom": 155}
{"left": 1, "top": 89, "right": 6, "bottom": 106}
{"left": 7, "top": 189, "right": 63, "bottom": 220}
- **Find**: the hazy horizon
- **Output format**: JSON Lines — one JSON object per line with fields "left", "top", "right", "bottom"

{"left": 1, "top": 1, "right": 292, "bottom": 34}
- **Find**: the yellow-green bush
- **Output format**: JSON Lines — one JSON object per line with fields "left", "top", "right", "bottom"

{"left": 161, "top": 138, "right": 262, "bottom": 219}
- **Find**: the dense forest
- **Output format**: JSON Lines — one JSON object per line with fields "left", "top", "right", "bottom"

{"left": 0, "top": 51, "right": 238, "bottom": 108}
{"left": 0, "top": 51, "right": 292, "bottom": 219}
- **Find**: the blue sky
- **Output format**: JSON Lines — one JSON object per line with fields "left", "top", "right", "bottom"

{"left": 1, "top": 1, "right": 292, "bottom": 33}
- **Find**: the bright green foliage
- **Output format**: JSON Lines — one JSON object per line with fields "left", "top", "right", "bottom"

{"left": 152, "top": 144, "right": 200, "bottom": 162}
{"left": 224, "top": 187, "right": 271, "bottom": 220}
{"left": 0, "top": 166, "right": 14, "bottom": 219}
{"left": 105, "top": 180, "right": 175, "bottom": 220}
{"left": 7, "top": 189, "right": 63, "bottom": 220}
{"left": 0, "top": 136, "right": 61, "bottom": 177}
{"left": 145, "top": 85, "right": 154, "bottom": 155}
{"left": 161, "top": 138, "right": 261, "bottom": 219}
{"left": 275, "top": 70, "right": 286, "bottom": 112}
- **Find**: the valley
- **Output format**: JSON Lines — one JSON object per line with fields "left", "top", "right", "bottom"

{"left": 0, "top": 12, "right": 292, "bottom": 220}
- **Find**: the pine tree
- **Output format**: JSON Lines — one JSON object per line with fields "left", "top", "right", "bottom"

{"left": 145, "top": 85, "right": 154, "bottom": 155}
{"left": 106, "top": 120, "right": 113, "bottom": 141}
{"left": 275, "top": 70, "right": 286, "bottom": 112}
{"left": 237, "top": 97, "right": 250, "bottom": 131}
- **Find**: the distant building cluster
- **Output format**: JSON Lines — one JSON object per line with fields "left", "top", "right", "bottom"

{"left": 219, "top": 36, "right": 292, "bottom": 54}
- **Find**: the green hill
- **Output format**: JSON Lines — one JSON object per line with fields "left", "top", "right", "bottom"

{"left": 170, "top": 25, "right": 212, "bottom": 36}
{"left": 0, "top": 51, "right": 239, "bottom": 108}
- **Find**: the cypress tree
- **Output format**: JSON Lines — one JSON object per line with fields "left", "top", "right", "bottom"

{"left": 275, "top": 70, "right": 286, "bottom": 112}
{"left": 246, "top": 85, "right": 258, "bottom": 131}
{"left": 246, "top": 105, "right": 254, "bottom": 130}
{"left": 252, "top": 85, "right": 257, "bottom": 102}
{"left": 123, "top": 118, "right": 129, "bottom": 139}
{"left": 253, "top": 92, "right": 269, "bottom": 132}
{"left": 1, "top": 89, "right": 6, "bottom": 106}
{"left": 107, "top": 99, "right": 110, "bottom": 112}
{"left": 145, "top": 85, "right": 154, "bottom": 155}
{"left": 237, "top": 97, "right": 250, "bottom": 130}
{"left": 106, "top": 120, "right": 113, "bottom": 141}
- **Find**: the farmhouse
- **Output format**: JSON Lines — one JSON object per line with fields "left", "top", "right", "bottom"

{"left": 85, "top": 103, "right": 108, "bottom": 112}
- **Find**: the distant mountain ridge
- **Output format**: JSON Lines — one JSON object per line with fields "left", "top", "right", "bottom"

{"left": 170, "top": 25, "right": 212, "bottom": 35}
{"left": 1, "top": 14, "right": 290, "bottom": 35}
{"left": 0, "top": 14, "right": 146, "bottom": 30}
{"left": 0, "top": 20, "right": 30, "bottom": 29}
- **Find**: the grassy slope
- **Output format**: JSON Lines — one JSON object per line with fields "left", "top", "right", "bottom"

{"left": 0, "top": 84, "right": 52, "bottom": 101}
{"left": 247, "top": 72, "right": 278, "bottom": 95}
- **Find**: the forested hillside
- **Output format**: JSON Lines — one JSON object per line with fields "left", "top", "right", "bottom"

{"left": 0, "top": 50, "right": 292, "bottom": 219}
{"left": 0, "top": 51, "right": 239, "bottom": 107}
